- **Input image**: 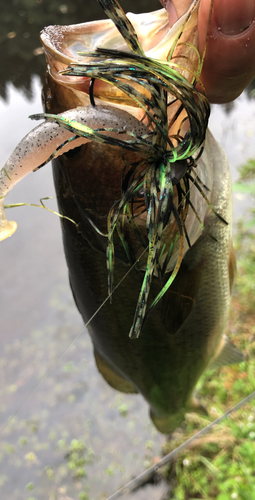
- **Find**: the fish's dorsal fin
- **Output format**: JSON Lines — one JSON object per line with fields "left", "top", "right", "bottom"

{"left": 208, "top": 335, "right": 245, "bottom": 370}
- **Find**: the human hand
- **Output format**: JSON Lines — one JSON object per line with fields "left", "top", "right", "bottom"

{"left": 160, "top": 0, "right": 255, "bottom": 104}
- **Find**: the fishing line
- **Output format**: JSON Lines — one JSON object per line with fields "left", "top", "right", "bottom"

{"left": 0, "top": 246, "right": 148, "bottom": 436}
{"left": 1, "top": 168, "right": 200, "bottom": 435}
{"left": 106, "top": 389, "right": 255, "bottom": 500}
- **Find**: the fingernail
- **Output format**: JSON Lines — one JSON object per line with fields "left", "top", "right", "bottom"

{"left": 214, "top": 0, "right": 255, "bottom": 36}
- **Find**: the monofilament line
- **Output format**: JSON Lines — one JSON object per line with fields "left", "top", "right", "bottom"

{"left": 0, "top": 246, "right": 148, "bottom": 436}
{"left": 0, "top": 171, "right": 199, "bottom": 435}
{"left": 106, "top": 389, "right": 255, "bottom": 500}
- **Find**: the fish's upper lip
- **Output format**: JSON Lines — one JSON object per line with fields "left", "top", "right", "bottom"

{"left": 39, "top": 3, "right": 200, "bottom": 105}
{"left": 40, "top": 8, "right": 170, "bottom": 102}
{"left": 39, "top": 7, "right": 187, "bottom": 67}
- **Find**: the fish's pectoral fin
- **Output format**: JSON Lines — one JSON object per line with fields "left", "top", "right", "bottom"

{"left": 208, "top": 335, "right": 245, "bottom": 370}
{"left": 94, "top": 349, "right": 138, "bottom": 394}
{"left": 161, "top": 256, "right": 203, "bottom": 334}
{"left": 228, "top": 242, "right": 237, "bottom": 293}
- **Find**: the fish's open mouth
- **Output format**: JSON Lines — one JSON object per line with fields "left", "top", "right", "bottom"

{"left": 40, "top": 1, "right": 203, "bottom": 109}
{"left": 41, "top": 8, "right": 169, "bottom": 107}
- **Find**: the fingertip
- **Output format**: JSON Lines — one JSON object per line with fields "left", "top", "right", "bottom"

{"left": 198, "top": 0, "right": 255, "bottom": 103}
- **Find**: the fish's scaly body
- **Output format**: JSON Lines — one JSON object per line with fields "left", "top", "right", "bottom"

{"left": 50, "top": 125, "right": 234, "bottom": 432}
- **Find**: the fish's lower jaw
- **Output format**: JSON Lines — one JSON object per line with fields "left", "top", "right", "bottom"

{"left": 149, "top": 408, "right": 185, "bottom": 434}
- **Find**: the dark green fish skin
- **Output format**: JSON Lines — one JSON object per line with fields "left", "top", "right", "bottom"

{"left": 48, "top": 125, "right": 235, "bottom": 433}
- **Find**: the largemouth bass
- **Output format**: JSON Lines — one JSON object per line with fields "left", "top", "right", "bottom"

{"left": 0, "top": 0, "right": 244, "bottom": 433}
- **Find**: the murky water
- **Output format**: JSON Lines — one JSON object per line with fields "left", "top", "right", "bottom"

{"left": 1, "top": 1, "right": 255, "bottom": 500}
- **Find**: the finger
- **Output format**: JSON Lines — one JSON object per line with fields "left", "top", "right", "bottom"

{"left": 199, "top": 0, "right": 255, "bottom": 103}
{"left": 161, "top": 0, "right": 255, "bottom": 103}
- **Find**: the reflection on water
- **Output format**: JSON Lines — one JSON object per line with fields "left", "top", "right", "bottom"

{"left": 1, "top": 1, "right": 255, "bottom": 499}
